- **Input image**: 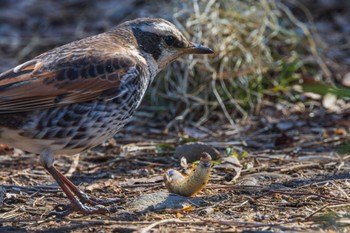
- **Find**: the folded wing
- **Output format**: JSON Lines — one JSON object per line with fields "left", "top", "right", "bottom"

{"left": 0, "top": 52, "right": 140, "bottom": 114}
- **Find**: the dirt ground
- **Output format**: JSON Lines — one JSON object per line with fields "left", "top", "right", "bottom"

{"left": 2, "top": 109, "right": 350, "bottom": 232}
{"left": 0, "top": 0, "right": 350, "bottom": 232}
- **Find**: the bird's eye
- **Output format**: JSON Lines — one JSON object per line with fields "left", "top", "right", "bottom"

{"left": 163, "top": 36, "right": 175, "bottom": 46}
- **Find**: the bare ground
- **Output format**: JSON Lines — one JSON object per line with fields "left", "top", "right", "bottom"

{"left": 1, "top": 106, "right": 350, "bottom": 232}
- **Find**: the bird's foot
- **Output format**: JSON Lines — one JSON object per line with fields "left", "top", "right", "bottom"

{"left": 43, "top": 164, "right": 122, "bottom": 217}
{"left": 77, "top": 191, "right": 121, "bottom": 206}
{"left": 46, "top": 199, "right": 122, "bottom": 218}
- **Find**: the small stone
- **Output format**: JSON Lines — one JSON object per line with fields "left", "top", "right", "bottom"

{"left": 342, "top": 73, "right": 350, "bottom": 87}
{"left": 174, "top": 142, "right": 220, "bottom": 163}
{"left": 126, "top": 191, "right": 204, "bottom": 212}
{"left": 322, "top": 93, "right": 337, "bottom": 110}
{"left": 303, "top": 92, "right": 322, "bottom": 100}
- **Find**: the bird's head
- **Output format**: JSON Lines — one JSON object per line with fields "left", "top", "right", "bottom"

{"left": 120, "top": 18, "right": 213, "bottom": 71}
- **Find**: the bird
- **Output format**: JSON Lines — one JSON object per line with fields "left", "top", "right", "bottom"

{"left": 0, "top": 18, "right": 213, "bottom": 217}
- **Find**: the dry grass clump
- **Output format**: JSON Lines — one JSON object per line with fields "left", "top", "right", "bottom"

{"left": 150, "top": 0, "right": 328, "bottom": 128}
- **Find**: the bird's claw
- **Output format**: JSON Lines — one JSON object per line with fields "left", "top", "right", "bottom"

{"left": 46, "top": 199, "right": 122, "bottom": 218}
{"left": 46, "top": 207, "right": 73, "bottom": 218}
{"left": 78, "top": 192, "right": 121, "bottom": 206}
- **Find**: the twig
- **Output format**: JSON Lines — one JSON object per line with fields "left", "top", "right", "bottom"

{"left": 140, "top": 218, "right": 182, "bottom": 233}
{"left": 304, "top": 204, "right": 329, "bottom": 220}
{"left": 280, "top": 163, "right": 321, "bottom": 172}
{"left": 331, "top": 181, "right": 349, "bottom": 199}
{"left": 327, "top": 203, "right": 350, "bottom": 209}
{"left": 65, "top": 153, "right": 80, "bottom": 177}
{"left": 189, "top": 214, "right": 303, "bottom": 230}
{"left": 259, "top": 190, "right": 350, "bottom": 203}
{"left": 1, "top": 184, "right": 61, "bottom": 195}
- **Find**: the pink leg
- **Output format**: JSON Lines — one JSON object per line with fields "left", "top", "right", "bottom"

{"left": 40, "top": 149, "right": 120, "bottom": 217}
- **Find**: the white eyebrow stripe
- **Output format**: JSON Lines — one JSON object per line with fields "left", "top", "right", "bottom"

{"left": 138, "top": 22, "right": 174, "bottom": 35}
{"left": 153, "top": 22, "right": 173, "bottom": 32}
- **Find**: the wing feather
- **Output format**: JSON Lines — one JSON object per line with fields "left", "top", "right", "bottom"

{"left": 0, "top": 53, "right": 140, "bottom": 114}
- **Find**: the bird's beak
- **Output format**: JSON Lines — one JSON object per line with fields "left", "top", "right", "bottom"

{"left": 185, "top": 43, "right": 214, "bottom": 54}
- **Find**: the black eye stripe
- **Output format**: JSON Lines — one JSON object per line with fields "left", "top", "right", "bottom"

{"left": 132, "top": 28, "right": 162, "bottom": 60}
{"left": 164, "top": 36, "right": 175, "bottom": 46}
{"left": 163, "top": 36, "right": 186, "bottom": 48}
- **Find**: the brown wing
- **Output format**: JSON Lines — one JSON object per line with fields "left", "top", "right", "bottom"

{"left": 0, "top": 53, "right": 140, "bottom": 114}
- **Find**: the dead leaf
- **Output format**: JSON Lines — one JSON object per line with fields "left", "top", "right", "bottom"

{"left": 176, "top": 212, "right": 184, "bottom": 218}
{"left": 215, "top": 156, "right": 242, "bottom": 182}
{"left": 334, "top": 128, "right": 346, "bottom": 135}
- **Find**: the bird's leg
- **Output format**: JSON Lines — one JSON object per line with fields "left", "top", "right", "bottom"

{"left": 40, "top": 149, "right": 117, "bottom": 217}
{"left": 52, "top": 166, "right": 120, "bottom": 205}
